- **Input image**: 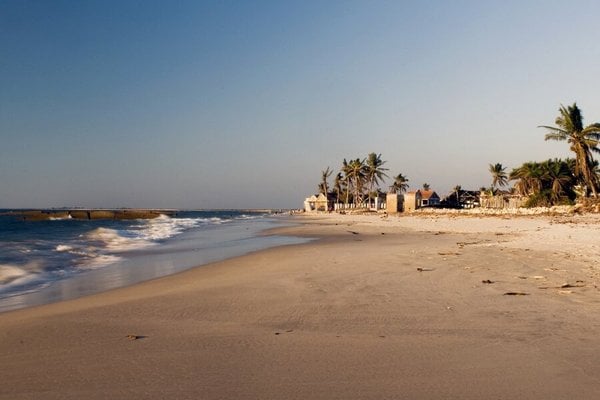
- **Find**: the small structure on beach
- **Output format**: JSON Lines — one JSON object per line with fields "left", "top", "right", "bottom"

{"left": 419, "top": 190, "right": 440, "bottom": 207}
{"left": 402, "top": 189, "right": 441, "bottom": 212}
{"left": 386, "top": 193, "right": 404, "bottom": 213}
{"left": 403, "top": 191, "right": 422, "bottom": 212}
{"left": 304, "top": 193, "right": 333, "bottom": 212}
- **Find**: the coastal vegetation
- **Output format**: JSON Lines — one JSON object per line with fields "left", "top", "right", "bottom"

{"left": 318, "top": 153, "right": 406, "bottom": 207}
{"left": 510, "top": 159, "right": 577, "bottom": 207}
{"left": 389, "top": 173, "right": 409, "bottom": 194}
{"left": 489, "top": 163, "right": 508, "bottom": 191}
{"left": 506, "top": 103, "right": 600, "bottom": 207}
{"left": 477, "top": 103, "right": 600, "bottom": 207}
{"left": 539, "top": 103, "right": 600, "bottom": 198}
{"left": 315, "top": 103, "right": 600, "bottom": 210}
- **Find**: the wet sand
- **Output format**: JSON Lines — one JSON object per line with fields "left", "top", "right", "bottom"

{"left": 1, "top": 213, "right": 600, "bottom": 399}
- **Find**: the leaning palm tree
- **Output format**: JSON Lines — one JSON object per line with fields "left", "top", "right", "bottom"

{"left": 489, "top": 163, "right": 508, "bottom": 190}
{"left": 390, "top": 173, "right": 409, "bottom": 194}
{"left": 365, "top": 153, "right": 389, "bottom": 206}
{"left": 318, "top": 167, "right": 332, "bottom": 195}
{"left": 540, "top": 103, "right": 600, "bottom": 197}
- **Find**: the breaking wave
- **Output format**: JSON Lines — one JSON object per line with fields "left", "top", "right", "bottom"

{"left": 0, "top": 261, "right": 43, "bottom": 285}
{"left": 0, "top": 210, "right": 271, "bottom": 306}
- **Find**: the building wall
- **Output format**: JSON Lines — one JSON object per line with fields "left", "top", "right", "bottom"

{"left": 422, "top": 196, "right": 440, "bottom": 207}
{"left": 480, "top": 194, "right": 526, "bottom": 209}
{"left": 386, "top": 194, "right": 403, "bottom": 213}
{"left": 404, "top": 193, "right": 421, "bottom": 212}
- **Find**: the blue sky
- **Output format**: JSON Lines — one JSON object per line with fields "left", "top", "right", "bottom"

{"left": 1, "top": 1, "right": 600, "bottom": 209}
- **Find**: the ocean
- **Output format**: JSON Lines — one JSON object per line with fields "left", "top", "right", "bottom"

{"left": 0, "top": 210, "right": 306, "bottom": 313}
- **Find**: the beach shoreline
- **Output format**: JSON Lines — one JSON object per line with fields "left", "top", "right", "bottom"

{"left": 0, "top": 214, "right": 308, "bottom": 314}
{"left": 2, "top": 213, "right": 600, "bottom": 399}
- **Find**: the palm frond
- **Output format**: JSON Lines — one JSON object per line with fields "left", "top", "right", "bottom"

{"left": 544, "top": 132, "right": 568, "bottom": 141}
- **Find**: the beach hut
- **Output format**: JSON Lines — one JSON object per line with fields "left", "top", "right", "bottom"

{"left": 386, "top": 193, "right": 404, "bottom": 213}
{"left": 403, "top": 191, "right": 422, "bottom": 212}
{"left": 303, "top": 193, "right": 333, "bottom": 212}
{"left": 420, "top": 190, "right": 440, "bottom": 207}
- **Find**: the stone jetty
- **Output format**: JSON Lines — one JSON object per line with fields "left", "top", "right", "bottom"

{"left": 3, "top": 209, "right": 177, "bottom": 221}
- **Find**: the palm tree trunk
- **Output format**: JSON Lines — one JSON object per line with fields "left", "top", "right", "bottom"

{"left": 345, "top": 178, "right": 350, "bottom": 205}
{"left": 577, "top": 146, "right": 598, "bottom": 198}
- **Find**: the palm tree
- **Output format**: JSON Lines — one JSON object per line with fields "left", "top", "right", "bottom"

{"left": 365, "top": 153, "right": 388, "bottom": 206}
{"left": 319, "top": 167, "right": 332, "bottom": 195}
{"left": 348, "top": 158, "right": 367, "bottom": 206}
{"left": 341, "top": 159, "right": 352, "bottom": 205}
{"left": 540, "top": 103, "right": 600, "bottom": 197}
{"left": 510, "top": 162, "right": 543, "bottom": 196}
{"left": 453, "top": 185, "right": 462, "bottom": 205}
{"left": 489, "top": 163, "right": 508, "bottom": 190}
{"left": 422, "top": 183, "right": 430, "bottom": 191}
{"left": 333, "top": 172, "right": 344, "bottom": 204}
{"left": 390, "top": 173, "right": 409, "bottom": 194}
{"left": 541, "top": 159, "right": 574, "bottom": 203}
{"left": 510, "top": 159, "right": 577, "bottom": 206}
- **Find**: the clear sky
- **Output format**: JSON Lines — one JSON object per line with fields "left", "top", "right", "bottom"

{"left": 2, "top": 0, "right": 600, "bottom": 209}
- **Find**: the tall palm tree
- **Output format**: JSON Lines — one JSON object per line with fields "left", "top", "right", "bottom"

{"left": 489, "top": 163, "right": 508, "bottom": 190}
{"left": 347, "top": 158, "right": 366, "bottom": 205}
{"left": 333, "top": 172, "right": 344, "bottom": 204}
{"left": 422, "top": 183, "right": 430, "bottom": 191}
{"left": 341, "top": 159, "right": 352, "bottom": 205}
{"left": 540, "top": 103, "right": 600, "bottom": 197}
{"left": 365, "top": 153, "right": 389, "bottom": 205}
{"left": 319, "top": 167, "right": 332, "bottom": 195}
{"left": 390, "top": 173, "right": 409, "bottom": 194}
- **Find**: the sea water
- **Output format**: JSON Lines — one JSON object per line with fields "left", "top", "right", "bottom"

{"left": 0, "top": 210, "right": 306, "bottom": 313}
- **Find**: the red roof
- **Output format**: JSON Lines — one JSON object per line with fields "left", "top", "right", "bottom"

{"left": 420, "top": 190, "right": 439, "bottom": 200}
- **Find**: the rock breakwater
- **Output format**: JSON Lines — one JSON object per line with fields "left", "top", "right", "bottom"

{"left": 3, "top": 209, "right": 177, "bottom": 221}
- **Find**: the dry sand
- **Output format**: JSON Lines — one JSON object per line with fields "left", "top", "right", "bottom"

{"left": 1, "top": 213, "right": 600, "bottom": 399}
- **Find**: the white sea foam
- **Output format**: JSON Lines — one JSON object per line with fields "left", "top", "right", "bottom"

{"left": 0, "top": 262, "right": 42, "bottom": 285}
{"left": 49, "top": 215, "right": 72, "bottom": 221}
{"left": 56, "top": 242, "right": 123, "bottom": 270}
{"left": 64, "top": 214, "right": 234, "bottom": 272}
{"left": 138, "top": 215, "right": 201, "bottom": 241}
{"left": 79, "top": 254, "right": 123, "bottom": 269}
{"left": 86, "top": 227, "right": 152, "bottom": 252}
{"left": 56, "top": 244, "right": 73, "bottom": 252}
{"left": 73, "top": 216, "right": 204, "bottom": 270}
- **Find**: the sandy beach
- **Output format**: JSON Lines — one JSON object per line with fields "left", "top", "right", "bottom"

{"left": 2, "top": 212, "right": 600, "bottom": 399}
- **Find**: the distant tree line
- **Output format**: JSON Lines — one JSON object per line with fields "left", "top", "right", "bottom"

{"left": 316, "top": 104, "right": 600, "bottom": 209}
{"left": 318, "top": 153, "right": 410, "bottom": 207}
